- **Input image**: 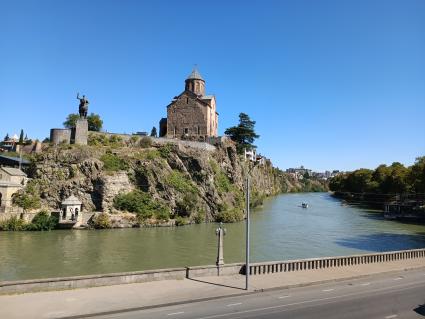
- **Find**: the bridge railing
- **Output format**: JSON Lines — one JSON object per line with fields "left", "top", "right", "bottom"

{"left": 246, "top": 248, "right": 425, "bottom": 275}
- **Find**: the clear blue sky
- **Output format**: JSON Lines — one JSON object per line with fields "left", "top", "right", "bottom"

{"left": 1, "top": 0, "right": 424, "bottom": 171}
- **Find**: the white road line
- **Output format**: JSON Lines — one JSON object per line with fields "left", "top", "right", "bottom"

{"left": 361, "top": 283, "right": 370, "bottom": 286}
{"left": 167, "top": 311, "right": 185, "bottom": 316}
{"left": 226, "top": 303, "right": 242, "bottom": 307}
{"left": 322, "top": 289, "right": 334, "bottom": 292}
{"left": 393, "top": 277, "right": 403, "bottom": 281}
{"left": 278, "top": 295, "right": 291, "bottom": 299}
{"left": 196, "top": 280, "right": 425, "bottom": 319}
{"left": 385, "top": 315, "right": 397, "bottom": 319}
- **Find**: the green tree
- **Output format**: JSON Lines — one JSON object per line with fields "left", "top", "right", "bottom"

{"left": 19, "top": 129, "right": 24, "bottom": 144}
{"left": 224, "top": 113, "right": 259, "bottom": 154}
{"left": 87, "top": 113, "right": 103, "bottom": 131}
{"left": 4, "top": 133, "right": 9, "bottom": 141}
{"left": 63, "top": 113, "right": 103, "bottom": 131}
{"left": 409, "top": 157, "right": 425, "bottom": 193}
{"left": 150, "top": 126, "right": 157, "bottom": 137}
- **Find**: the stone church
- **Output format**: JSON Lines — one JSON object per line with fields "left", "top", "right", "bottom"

{"left": 160, "top": 69, "right": 218, "bottom": 140}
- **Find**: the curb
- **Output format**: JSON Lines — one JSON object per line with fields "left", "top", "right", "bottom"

{"left": 59, "top": 265, "right": 425, "bottom": 319}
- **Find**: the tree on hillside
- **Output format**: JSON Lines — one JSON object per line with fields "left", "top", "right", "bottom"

{"left": 150, "top": 127, "right": 157, "bottom": 137}
{"left": 224, "top": 113, "right": 259, "bottom": 154}
{"left": 63, "top": 113, "right": 103, "bottom": 131}
{"left": 18, "top": 129, "right": 24, "bottom": 144}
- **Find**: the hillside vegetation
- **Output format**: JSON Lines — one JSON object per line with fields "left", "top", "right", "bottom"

{"left": 12, "top": 137, "right": 327, "bottom": 227}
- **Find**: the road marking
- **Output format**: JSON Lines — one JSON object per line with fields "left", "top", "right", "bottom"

{"left": 167, "top": 311, "right": 184, "bottom": 316}
{"left": 196, "top": 280, "right": 425, "bottom": 319}
{"left": 361, "top": 283, "right": 370, "bottom": 286}
{"left": 385, "top": 315, "right": 397, "bottom": 319}
{"left": 394, "top": 277, "right": 403, "bottom": 281}
{"left": 278, "top": 295, "right": 291, "bottom": 299}
{"left": 322, "top": 289, "right": 334, "bottom": 292}
{"left": 226, "top": 303, "right": 242, "bottom": 307}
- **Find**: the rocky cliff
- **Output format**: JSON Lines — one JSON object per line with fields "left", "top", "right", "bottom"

{"left": 19, "top": 138, "right": 326, "bottom": 225}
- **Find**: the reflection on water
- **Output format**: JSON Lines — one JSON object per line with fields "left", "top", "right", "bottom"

{"left": 1, "top": 193, "right": 425, "bottom": 281}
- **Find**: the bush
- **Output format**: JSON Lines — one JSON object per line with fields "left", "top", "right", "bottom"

{"left": 166, "top": 170, "right": 198, "bottom": 194}
{"left": 216, "top": 208, "right": 244, "bottom": 223}
{"left": 113, "top": 190, "right": 170, "bottom": 221}
{"left": 92, "top": 213, "right": 112, "bottom": 229}
{"left": 139, "top": 137, "right": 152, "bottom": 148}
{"left": 12, "top": 181, "right": 41, "bottom": 211}
{"left": 174, "top": 216, "right": 188, "bottom": 226}
{"left": 0, "top": 216, "right": 27, "bottom": 231}
{"left": 26, "top": 211, "right": 58, "bottom": 231}
{"left": 158, "top": 143, "right": 174, "bottom": 159}
{"left": 109, "top": 135, "right": 124, "bottom": 148}
{"left": 175, "top": 193, "right": 198, "bottom": 217}
{"left": 101, "top": 153, "right": 129, "bottom": 172}
{"left": 193, "top": 210, "right": 205, "bottom": 224}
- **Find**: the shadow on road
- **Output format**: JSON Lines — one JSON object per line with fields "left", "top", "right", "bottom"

{"left": 414, "top": 304, "right": 425, "bottom": 316}
{"left": 186, "top": 277, "right": 245, "bottom": 291}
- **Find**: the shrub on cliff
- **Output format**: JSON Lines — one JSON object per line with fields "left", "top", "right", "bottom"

{"left": 139, "top": 137, "right": 152, "bottom": 148}
{"left": 12, "top": 181, "right": 41, "bottom": 211}
{"left": 100, "top": 153, "right": 129, "bottom": 172}
{"left": 26, "top": 211, "right": 58, "bottom": 231}
{"left": 113, "top": 190, "right": 170, "bottom": 221}
{"left": 216, "top": 208, "right": 244, "bottom": 223}
{"left": 166, "top": 170, "right": 198, "bottom": 194}
{"left": 92, "top": 213, "right": 112, "bottom": 229}
{"left": 0, "top": 216, "right": 27, "bottom": 231}
{"left": 158, "top": 143, "right": 174, "bottom": 159}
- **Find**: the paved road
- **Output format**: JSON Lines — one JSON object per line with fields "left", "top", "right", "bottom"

{"left": 89, "top": 268, "right": 425, "bottom": 319}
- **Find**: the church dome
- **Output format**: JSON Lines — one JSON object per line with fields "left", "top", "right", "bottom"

{"left": 186, "top": 68, "right": 204, "bottom": 81}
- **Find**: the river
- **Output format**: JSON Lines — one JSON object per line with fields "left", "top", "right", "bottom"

{"left": 1, "top": 192, "right": 425, "bottom": 281}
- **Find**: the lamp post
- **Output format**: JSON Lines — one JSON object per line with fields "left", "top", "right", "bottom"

{"left": 245, "top": 159, "right": 260, "bottom": 291}
{"left": 245, "top": 174, "right": 250, "bottom": 290}
{"left": 216, "top": 222, "right": 226, "bottom": 276}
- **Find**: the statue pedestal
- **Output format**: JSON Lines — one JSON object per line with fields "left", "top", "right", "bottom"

{"left": 72, "top": 118, "right": 88, "bottom": 145}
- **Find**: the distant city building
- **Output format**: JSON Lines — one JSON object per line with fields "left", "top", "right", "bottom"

{"left": 161, "top": 68, "right": 218, "bottom": 140}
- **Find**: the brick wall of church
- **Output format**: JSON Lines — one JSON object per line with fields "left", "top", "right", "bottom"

{"left": 166, "top": 93, "right": 210, "bottom": 139}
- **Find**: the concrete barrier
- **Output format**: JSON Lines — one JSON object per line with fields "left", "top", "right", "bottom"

{"left": 245, "top": 248, "right": 425, "bottom": 275}
{"left": 1, "top": 248, "right": 424, "bottom": 295}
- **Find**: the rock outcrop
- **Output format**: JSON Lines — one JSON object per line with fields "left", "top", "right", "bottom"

{"left": 22, "top": 139, "right": 326, "bottom": 225}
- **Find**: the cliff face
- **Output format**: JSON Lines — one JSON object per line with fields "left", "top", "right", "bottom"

{"left": 23, "top": 140, "right": 325, "bottom": 224}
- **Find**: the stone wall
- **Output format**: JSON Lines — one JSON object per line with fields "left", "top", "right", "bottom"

{"left": 1, "top": 248, "right": 424, "bottom": 295}
{"left": 72, "top": 119, "right": 88, "bottom": 145}
{"left": 167, "top": 92, "right": 212, "bottom": 138}
{"left": 50, "top": 129, "right": 71, "bottom": 145}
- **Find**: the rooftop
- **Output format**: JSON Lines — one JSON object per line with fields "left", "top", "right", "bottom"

{"left": 0, "top": 167, "right": 27, "bottom": 176}
{"left": 186, "top": 68, "right": 204, "bottom": 81}
{"left": 62, "top": 195, "right": 82, "bottom": 206}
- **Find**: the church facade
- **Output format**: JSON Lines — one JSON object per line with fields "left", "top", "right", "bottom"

{"left": 160, "top": 69, "right": 218, "bottom": 140}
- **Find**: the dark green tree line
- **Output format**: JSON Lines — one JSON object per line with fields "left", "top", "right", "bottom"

{"left": 329, "top": 157, "right": 425, "bottom": 194}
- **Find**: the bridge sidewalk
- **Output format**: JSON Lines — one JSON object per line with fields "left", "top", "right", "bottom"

{"left": 1, "top": 259, "right": 424, "bottom": 319}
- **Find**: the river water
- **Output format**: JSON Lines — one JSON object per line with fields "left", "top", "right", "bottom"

{"left": 1, "top": 193, "right": 425, "bottom": 281}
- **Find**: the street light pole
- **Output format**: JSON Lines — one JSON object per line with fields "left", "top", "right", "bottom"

{"left": 245, "top": 174, "right": 250, "bottom": 290}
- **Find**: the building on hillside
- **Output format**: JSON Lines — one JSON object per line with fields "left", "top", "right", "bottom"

{"left": 0, "top": 155, "right": 31, "bottom": 169}
{"left": 0, "top": 167, "right": 27, "bottom": 213}
{"left": 160, "top": 68, "right": 218, "bottom": 140}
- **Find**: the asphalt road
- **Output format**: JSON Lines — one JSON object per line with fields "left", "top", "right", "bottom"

{"left": 85, "top": 268, "right": 425, "bottom": 319}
